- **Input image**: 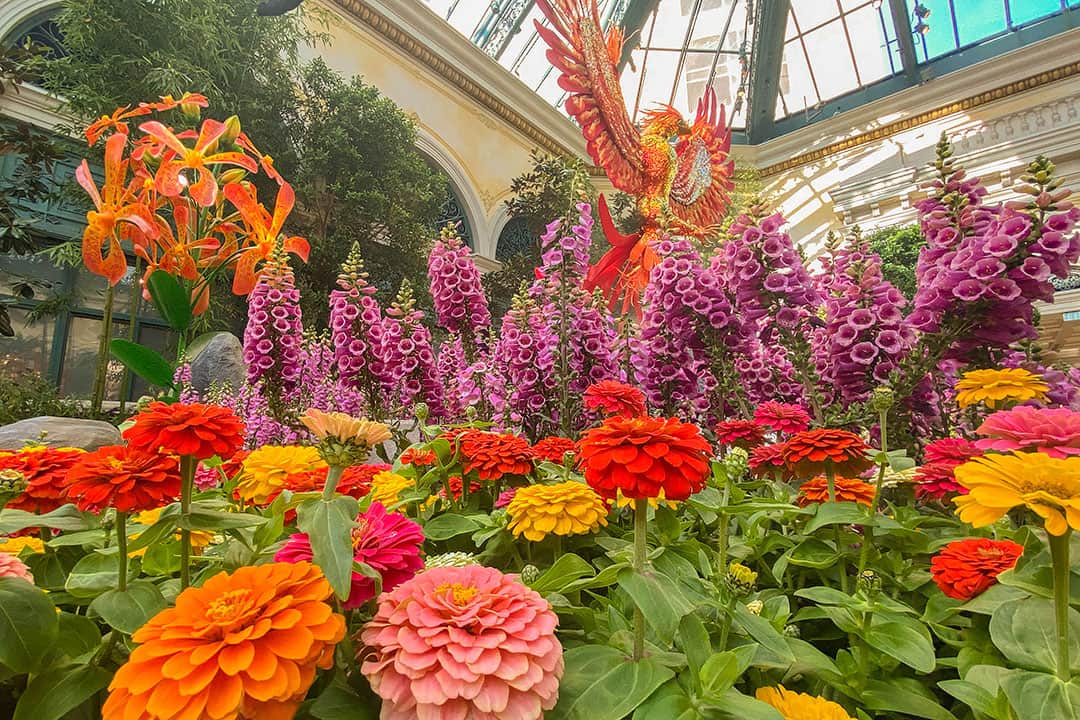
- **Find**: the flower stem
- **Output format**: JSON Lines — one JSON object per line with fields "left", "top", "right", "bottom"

{"left": 718, "top": 595, "right": 737, "bottom": 650}
{"left": 717, "top": 477, "right": 731, "bottom": 573}
{"left": 858, "top": 408, "right": 889, "bottom": 576}
{"left": 633, "top": 498, "right": 648, "bottom": 661}
{"left": 116, "top": 511, "right": 128, "bottom": 592}
{"left": 179, "top": 455, "right": 195, "bottom": 589}
{"left": 825, "top": 460, "right": 837, "bottom": 503}
{"left": 322, "top": 464, "right": 344, "bottom": 500}
{"left": 91, "top": 283, "right": 115, "bottom": 417}
{"left": 1049, "top": 530, "right": 1072, "bottom": 681}
{"left": 824, "top": 461, "right": 848, "bottom": 592}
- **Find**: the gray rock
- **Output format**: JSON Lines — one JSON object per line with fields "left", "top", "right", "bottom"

{"left": 189, "top": 332, "right": 246, "bottom": 396}
{"left": 0, "top": 416, "right": 121, "bottom": 451}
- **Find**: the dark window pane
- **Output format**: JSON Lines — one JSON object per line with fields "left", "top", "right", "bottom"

{"left": 1, "top": 306, "right": 54, "bottom": 377}
{"left": 59, "top": 315, "right": 129, "bottom": 400}
{"left": 72, "top": 265, "right": 137, "bottom": 316}
{"left": 131, "top": 324, "right": 178, "bottom": 399}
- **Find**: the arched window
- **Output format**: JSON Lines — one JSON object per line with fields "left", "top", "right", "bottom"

{"left": 433, "top": 181, "right": 474, "bottom": 248}
{"left": 495, "top": 216, "right": 535, "bottom": 261}
{"left": 6, "top": 10, "right": 67, "bottom": 61}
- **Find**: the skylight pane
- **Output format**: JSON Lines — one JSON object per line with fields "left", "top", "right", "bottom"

{"left": 688, "top": 0, "right": 742, "bottom": 47}
{"left": 1007, "top": 0, "right": 1061, "bottom": 26}
{"left": 910, "top": 0, "right": 957, "bottom": 61}
{"left": 801, "top": 20, "right": 859, "bottom": 101}
{"left": 955, "top": 0, "right": 1007, "bottom": 46}
{"left": 846, "top": 5, "right": 896, "bottom": 85}
{"left": 777, "top": 39, "right": 818, "bottom": 118}
{"left": 790, "top": 0, "right": 841, "bottom": 32}
{"left": 644, "top": 1, "right": 695, "bottom": 48}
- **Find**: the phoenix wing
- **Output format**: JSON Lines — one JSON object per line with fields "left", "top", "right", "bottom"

{"left": 669, "top": 88, "right": 734, "bottom": 227}
{"left": 534, "top": 0, "right": 646, "bottom": 195}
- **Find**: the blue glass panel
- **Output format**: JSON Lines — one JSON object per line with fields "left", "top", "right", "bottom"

{"left": 955, "top": 0, "right": 1007, "bottom": 46}
{"left": 1008, "top": 0, "right": 1064, "bottom": 25}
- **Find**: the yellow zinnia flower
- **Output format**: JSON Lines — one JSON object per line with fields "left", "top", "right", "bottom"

{"left": 236, "top": 445, "right": 325, "bottom": 505}
{"left": 954, "top": 368, "right": 1049, "bottom": 409}
{"left": 613, "top": 488, "right": 678, "bottom": 510}
{"left": 368, "top": 471, "right": 414, "bottom": 508}
{"left": 954, "top": 451, "right": 1080, "bottom": 536}
{"left": 507, "top": 481, "right": 608, "bottom": 542}
{"left": 0, "top": 536, "right": 45, "bottom": 555}
{"left": 756, "top": 686, "right": 855, "bottom": 720}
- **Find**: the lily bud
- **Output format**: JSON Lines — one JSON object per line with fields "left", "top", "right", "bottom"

{"left": 222, "top": 115, "right": 242, "bottom": 144}
{"left": 218, "top": 168, "right": 248, "bottom": 186}
{"left": 180, "top": 100, "right": 202, "bottom": 121}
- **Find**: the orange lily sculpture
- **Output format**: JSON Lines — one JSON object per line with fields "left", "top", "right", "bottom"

{"left": 74, "top": 97, "right": 309, "bottom": 315}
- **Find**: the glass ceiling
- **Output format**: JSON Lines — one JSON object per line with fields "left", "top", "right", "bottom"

{"left": 423, "top": 0, "right": 1077, "bottom": 140}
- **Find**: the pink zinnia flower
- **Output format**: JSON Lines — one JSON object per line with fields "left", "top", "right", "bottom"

{"left": 275, "top": 502, "right": 423, "bottom": 609}
{"left": 976, "top": 407, "right": 1080, "bottom": 459}
{"left": 495, "top": 487, "right": 518, "bottom": 509}
{"left": 753, "top": 402, "right": 811, "bottom": 434}
{"left": 583, "top": 380, "right": 647, "bottom": 418}
{"left": 360, "top": 565, "right": 563, "bottom": 720}
{"left": 915, "top": 437, "right": 981, "bottom": 501}
{"left": 714, "top": 419, "right": 767, "bottom": 449}
{"left": 0, "top": 552, "right": 33, "bottom": 582}
{"left": 924, "top": 437, "right": 981, "bottom": 465}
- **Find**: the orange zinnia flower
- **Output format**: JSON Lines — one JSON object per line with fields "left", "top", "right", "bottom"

{"left": 60, "top": 445, "right": 180, "bottom": 513}
{"left": 796, "top": 476, "right": 876, "bottom": 507}
{"left": 460, "top": 430, "right": 535, "bottom": 480}
{"left": 578, "top": 416, "right": 712, "bottom": 500}
{"left": 102, "top": 562, "right": 345, "bottom": 720}
{"left": 399, "top": 447, "right": 436, "bottom": 468}
{"left": 781, "top": 428, "right": 874, "bottom": 479}
{"left": 140, "top": 118, "right": 257, "bottom": 206}
{"left": 583, "top": 380, "right": 647, "bottom": 418}
{"left": 1, "top": 446, "right": 86, "bottom": 513}
{"left": 931, "top": 538, "right": 1024, "bottom": 600}
{"left": 75, "top": 132, "right": 157, "bottom": 285}
{"left": 123, "top": 402, "right": 245, "bottom": 460}
{"left": 532, "top": 436, "right": 578, "bottom": 464}
{"left": 222, "top": 180, "right": 310, "bottom": 295}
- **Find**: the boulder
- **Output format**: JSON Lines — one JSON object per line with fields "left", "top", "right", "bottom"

{"left": 188, "top": 332, "right": 247, "bottom": 396}
{"left": 0, "top": 416, "right": 121, "bottom": 451}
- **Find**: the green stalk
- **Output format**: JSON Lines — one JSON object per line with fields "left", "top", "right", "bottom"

{"left": 858, "top": 407, "right": 889, "bottom": 576}
{"left": 179, "top": 455, "right": 195, "bottom": 589}
{"left": 115, "top": 511, "right": 128, "bottom": 592}
{"left": 824, "top": 460, "right": 837, "bottom": 503}
{"left": 632, "top": 498, "right": 648, "bottom": 661}
{"left": 91, "top": 283, "right": 115, "bottom": 416}
{"left": 717, "top": 476, "right": 731, "bottom": 573}
{"left": 718, "top": 594, "right": 738, "bottom": 650}
{"left": 824, "top": 460, "right": 848, "bottom": 592}
{"left": 1049, "top": 530, "right": 1072, "bottom": 681}
{"left": 322, "top": 464, "right": 344, "bottom": 500}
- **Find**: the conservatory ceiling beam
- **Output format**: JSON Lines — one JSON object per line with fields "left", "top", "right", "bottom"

{"left": 887, "top": 0, "right": 921, "bottom": 85}
{"left": 617, "top": 0, "right": 661, "bottom": 70}
{"left": 746, "top": 0, "right": 789, "bottom": 144}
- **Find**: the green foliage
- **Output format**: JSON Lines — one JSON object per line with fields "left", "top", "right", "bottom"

{"left": 865, "top": 224, "right": 924, "bottom": 300}
{"left": 0, "top": 359, "right": 84, "bottom": 425}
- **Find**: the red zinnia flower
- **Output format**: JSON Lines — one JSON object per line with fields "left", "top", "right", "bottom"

{"left": 123, "top": 402, "right": 245, "bottom": 460}
{"left": 714, "top": 420, "right": 767, "bottom": 449}
{"left": 748, "top": 442, "right": 789, "bottom": 478}
{"left": 460, "top": 431, "right": 534, "bottom": 480}
{"left": 931, "top": 538, "right": 1024, "bottom": 600}
{"left": 578, "top": 416, "right": 712, "bottom": 500}
{"left": 2, "top": 446, "right": 86, "bottom": 513}
{"left": 781, "top": 429, "right": 873, "bottom": 479}
{"left": 438, "top": 476, "right": 483, "bottom": 501}
{"left": 267, "top": 462, "right": 388, "bottom": 520}
{"left": 924, "top": 437, "right": 981, "bottom": 465}
{"left": 61, "top": 445, "right": 181, "bottom": 513}
{"left": 532, "top": 437, "right": 577, "bottom": 464}
{"left": 915, "top": 438, "right": 980, "bottom": 502}
{"left": 753, "top": 402, "right": 811, "bottom": 434}
{"left": 400, "top": 447, "right": 436, "bottom": 468}
{"left": 796, "top": 476, "right": 876, "bottom": 507}
{"left": 583, "top": 381, "right": 647, "bottom": 418}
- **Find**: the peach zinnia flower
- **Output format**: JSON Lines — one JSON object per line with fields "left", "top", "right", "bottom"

{"left": 954, "top": 367, "right": 1049, "bottom": 409}
{"left": 460, "top": 430, "right": 535, "bottom": 480}
{"left": 781, "top": 429, "right": 873, "bottom": 479}
{"left": 531, "top": 436, "right": 578, "bottom": 464}
{"left": 299, "top": 409, "right": 390, "bottom": 447}
{"left": 976, "top": 406, "right": 1080, "bottom": 459}
{"left": 0, "top": 552, "right": 33, "bottom": 582}
{"left": 360, "top": 565, "right": 563, "bottom": 719}
{"left": 275, "top": 502, "right": 423, "bottom": 609}
{"left": 797, "top": 476, "right": 876, "bottom": 507}
{"left": 1, "top": 446, "right": 86, "bottom": 513}
{"left": 60, "top": 445, "right": 181, "bottom": 513}
{"left": 954, "top": 451, "right": 1080, "bottom": 536}
{"left": 579, "top": 415, "right": 712, "bottom": 500}
{"left": 753, "top": 402, "right": 811, "bottom": 434}
{"left": 123, "top": 401, "right": 245, "bottom": 460}
{"left": 583, "top": 380, "right": 647, "bottom": 418}
{"left": 102, "top": 562, "right": 345, "bottom": 720}
{"left": 931, "top": 538, "right": 1023, "bottom": 600}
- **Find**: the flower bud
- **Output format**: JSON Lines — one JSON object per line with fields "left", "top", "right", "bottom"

{"left": 218, "top": 168, "right": 248, "bottom": 186}
{"left": 722, "top": 447, "right": 749, "bottom": 482}
{"left": 180, "top": 100, "right": 202, "bottom": 121}
{"left": 221, "top": 115, "right": 242, "bottom": 144}
{"left": 724, "top": 562, "right": 758, "bottom": 597}
{"left": 562, "top": 450, "right": 576, "bottom": 467}
{"left": 783, "top": 624, "right": 801, "bottom": 638}
{"left": 520, "top": 564, "right": 541, "bottom": 584}
{"left": 857, "top": 569, "right": 881, "bottom": 597}
{"left": 423, "top": 551, "right": 478, "bottom": 570}
{"left": 746, "top": 599, "right": 764, "bottom": 615}
{"left": 869, "top": 386, "right": 894, "bottom": 413}
{"left": 413, "top": 403, "right": 429, "bottom": 423}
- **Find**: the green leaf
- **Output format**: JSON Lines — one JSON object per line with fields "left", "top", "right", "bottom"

{"left": 938, "top": 679, "right": 1000, "bottom": 718}
{"left": 423, "top": 513, "right": 483, "bottom": 541}
{"left": 56, "top": 613, "right": 104, "bottom": 662}
{"left": 90, "top": 581, "right": 168, "bottom": 635}
{"left": 699, "top": 651, "right": 740, "bottom": 697}
{"left": 562, "top": 563, "right": 624, "bottom": 593}
{"left": 990, "top": 597, "right": 1080, "bottom": 674}
{"left": 733, "top": 603, "right": 794, "bottom": 664}
{"left": 788, "top": 538, "right": 839, "bottom": 569}
{"left": 309, "top": 684, "right": 379, "bottom": 720}
{"left": 617, "top": 568, "right": 695, "bottom": 644}
{"left": 65, "top": 552, "right": 134, "bottom": 599}
{"left": 865, "top": 619, "right": 937, "bottom": 673}
{"left": 1000, "top": 670, "right": 1080, "bottom": 720}
{"left": 530, "top": 553, "right": 594, "bottom": 594}
{"left": 146, "top": 269, "right": 192, "bottom": 332}
{"left": 125, "top": 512, "right": 179, "bottom": 553}
{"left": 110, "top": 339, "right": 175, "bottom": 389}
{"left": 297, "top": 496, "right": 358, "bottom": 601}
{"left": 804, "top": 502, "right": 872, "bottom": 533}
{"left": 549, "top": 644, "right": 674, "bottom": 720}
{"left": 0, "top": 577, "right": 59, "bottom": 673}
{"left": 0, "top": 505, "right": 91, "bottom": 534}
{"left": 795, "top": 586, "right": 859, "bottom": 608}
{"left": 178, "top": 507, "right": 266, "bottom": 531}
{"left": 709, "top": 689, "right": 785, "bottom": 720}
{"left": 678, "top": 613, "right": 712, "bottom": 682}
{"left": 863, "top": 678, "right": 960, "bottom": 720}
{"left": 12, "top": 663, "right": 111, "bottom": 720}
{"left": 632, "top": 680, "right": 700, "bottom": 720}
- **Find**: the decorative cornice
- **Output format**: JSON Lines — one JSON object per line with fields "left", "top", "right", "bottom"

{"left": 759, "top": 61, "right": 1080, "bottom": 177}
{"left": 329, "top": 0, "right": 584, "bottom": 160}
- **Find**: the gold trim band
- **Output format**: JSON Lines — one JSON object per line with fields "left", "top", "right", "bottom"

{"left": 759, "top": 61, "right": 1080, "bottom": 177}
